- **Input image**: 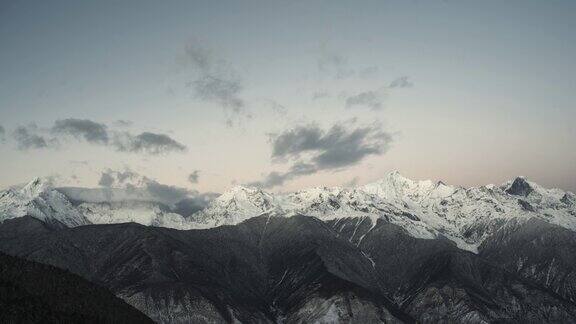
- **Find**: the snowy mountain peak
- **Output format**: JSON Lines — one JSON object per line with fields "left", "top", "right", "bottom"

{"left": 218, "top": 185, "right": 270, "bottom": 201}
{"left": 383, "top": 170, "right": 413, "bottom": 184}
{"left": 20, "top": 177, "right": 52, "bottom": 198}
{"left": 561, "top": 193, "right": 575, "bottom": 206}
{"left": 188, "top": 185, "right": 278, "bottom": 228}
{"left": 505, "top": 177, "right": 533, "bottom": 197}
{"left": 0, "top": 177, "right": 89, "bottom": 227}
{"left": 214, "top": 185, "right": 277, "bottom": 212}
{"left": 361, "top": 171, "right": 440, "bottom": 202}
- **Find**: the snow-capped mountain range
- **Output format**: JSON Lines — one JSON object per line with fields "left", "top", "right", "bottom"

{"left": 1, "top": 172, "right": 575, "bottom": 252}
{"left": 0, "top": 178, "right": 89, "bottom": 227}
{"left": 3, "top": 172, "right": 576, "bottom": 323}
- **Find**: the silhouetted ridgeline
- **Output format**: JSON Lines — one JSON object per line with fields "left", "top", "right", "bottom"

{"left": 0, "top": 251, "right": 152, "bottom": 323}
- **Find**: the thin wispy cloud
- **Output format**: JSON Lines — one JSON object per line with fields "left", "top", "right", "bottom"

{"left": 266, "top": 99, "right": 288, "bottom": 116}
{"left": 317, "top": 44, "right": 354, "bottom": 79}
{"left": 342, "top": 77, "right": 413, "bottom": 110}
{"left": 182, "top": 41, "right": 248, "bottom": 127}
{"left": 0, "top": 125, "right": 5, "bottom": 142}
{"left": 345, "top": 90, "right": 385, "bottom": 110}
{"left": 389, "top": 76, "right": 413, "bottom": 88}
{"left": 193, "top": 76, "right": 243, "bottom": 111}
{"left": 316, "top": 43, "right": 378, "bottom": 80}
{"left": 311, "top": 91, "right": 330, "bottom": 100}
{"left": 248, "top": 162, "right": 317, "bottom": 189}
{"left": 113, "top": 120, "right": 133, "bottom": 127}
{"left": 359, "top": 66, "right": 379, "bottom": 78}
{"left": 113, "top": 132, "right": 186, "bottom": 155}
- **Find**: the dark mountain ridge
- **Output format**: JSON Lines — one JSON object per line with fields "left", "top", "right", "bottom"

{"left": 2, "top": 214, "right": 576, "bottom": 323}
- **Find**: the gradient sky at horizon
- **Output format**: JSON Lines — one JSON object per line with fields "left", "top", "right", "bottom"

{"left": 0, "top": 0, "right": 575, "bottom": 193}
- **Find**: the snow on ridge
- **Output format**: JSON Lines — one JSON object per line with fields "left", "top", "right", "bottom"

{"left": 189, "top": 185, "right": 280, "bottom": 228}
{"left": 1, "top": 173, "right": 575, "bottom": 252}
{"left": 0, "top": 177, "right": 89, "bottom": 227}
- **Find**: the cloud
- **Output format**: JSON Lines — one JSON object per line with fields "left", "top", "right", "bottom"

{"left": 97, "top": 169, "right": 138, "bottom": 187}
{"left": 312, "top": 91, "right": 330, "bottom": 100}
{"left": 272, "top": 122, "right": 392, "bottom": 168}
{"left": 316, "top": 43, "right": 378, "bottom": 80}
{"left": 183, "top": 43, "right": 214, "bottom": 72}
{"left": 12, "top": 125, "right": 54, "bottom": 150}
{"left": 345, "top": 90, "right": 385, "bottom": 110}
{"left": 193, "top": 75, "right": 244, "bottom": 112}
{"left": 188, "top": 170, "right": 200, "bottom": 184}
{"left": 271, "top": 125, "right": 324, "bottom": 159}
{"left": 317, "top": 45, "right": 354, "bottom": 79}
{"left": 182, "top": 42, "right": 248, "bottom": 126}
{"left": 344, "top": 176, "right": 360, "bottom": 187}
{"left": 342, "top": 77, "right": 412, "bottom": 111}
{"left": 145, "top": 179, "right": 191, "bottom": 204}
{"left": 98, "top": 169, "right": 190, "bottom": 204}
{"left": 114, "top": 120, "right": 133, "bottom": 127}
{"left": 266, "top": 99, "right": 287, "bottom": 116}
{"left": 248, "top": 162, "right": 317, "bottom": 188}
{"left": 359, "top": 66, "right": 379, "bottom": 78}
{"left": 172, "top": 194, "right": 218, "bottom": 216}
{"left": 52, "top": 118, "right": 109, "bottom": 144}
{"left": 248, "top": 172, "right": 286, "bottom": 188}
{"left": 0, "top": 125, "right": 5, "bottom": 142}
{"left": 97, "top": 169, "right": 216, "bottom": 211}
{"left": 69, "top": 160, "right": 89, "bottom": 166}
{"left": 113, "top": 132, "right": 186, "bottom": 155}
{"left": 98, "top": 172, "right": 115, "bottom": 187}
{"left": 7, "top": 119, "right": 186, "bottom": 156}
{"left": 389, "top": 76, "right": 413, "bottom": 88}
{"left": 251, "top": 121, "right": 393, "bottom": 188}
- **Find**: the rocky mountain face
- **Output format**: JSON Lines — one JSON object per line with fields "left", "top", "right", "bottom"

{"left": 0, "top": 216, "right": 409, "bottom": 323}
{"left": 2, "top": 214, "right": 576, "bottom": 323}
{"left": 1, "top": 173, "right": 576, "bottom": 323}
{"left": 480, "top": 217, "right": 576, "bottom": 303}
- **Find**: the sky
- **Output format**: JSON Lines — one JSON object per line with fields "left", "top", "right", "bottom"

{"left": 0, "top": 0, "right": 575, "bottom": 195}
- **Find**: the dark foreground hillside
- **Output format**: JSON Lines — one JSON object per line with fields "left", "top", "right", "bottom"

{"left": 0, "top": 251, "right": 153, "bottom": 324}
